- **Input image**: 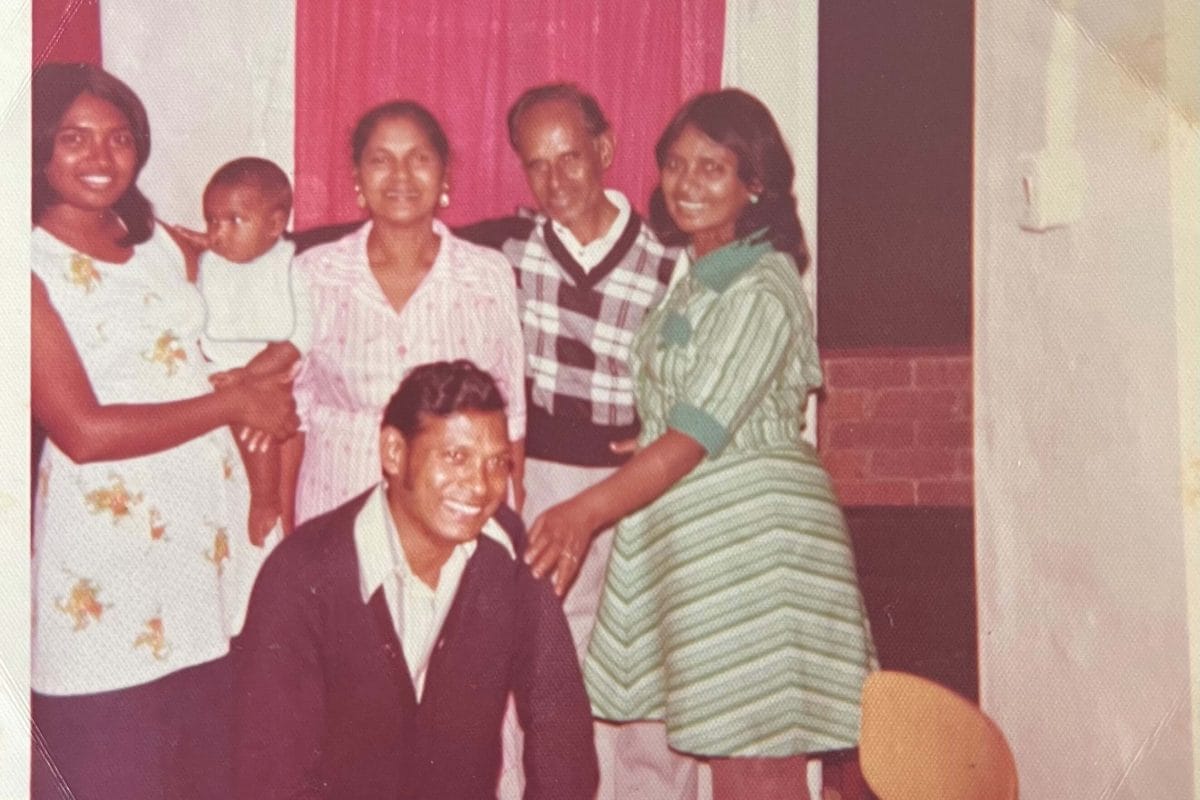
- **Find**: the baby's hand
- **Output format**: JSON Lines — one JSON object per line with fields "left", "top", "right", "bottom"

{"left": 166, "top": 224, "right": 210, "bottom": 252}
{"left": 244, "top": 342, "right": 301, "bottom": 378}
{"left": 209, "top": 366, "right": 249, "bottom": 390}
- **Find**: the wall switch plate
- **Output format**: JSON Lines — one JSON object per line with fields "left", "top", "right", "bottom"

{"left": 1017, "top": 148, "right": 1087, "bottom": 232}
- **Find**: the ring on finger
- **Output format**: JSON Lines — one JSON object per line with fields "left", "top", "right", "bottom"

{"left": 562, "top": 551, "right": 579, "bottom": 563}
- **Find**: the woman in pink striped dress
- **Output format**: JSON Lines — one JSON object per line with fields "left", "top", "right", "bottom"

{"left": 286, "top": 101, "right": 526, "bottom": 527}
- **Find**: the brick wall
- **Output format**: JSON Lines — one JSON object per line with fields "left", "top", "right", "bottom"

{"left": 817, "top": 348, "right": 972, "bottom": 507}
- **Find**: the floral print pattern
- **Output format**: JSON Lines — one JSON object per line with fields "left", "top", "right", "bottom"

{"left": 32, "top": 225, "right": 259, "bottom": 696}
{"left": 67, "top": 252, "right": 102, "bottom": 293}
{"left": 83, "top": 474, "right": 143, "bottom": 523}
{"left": 133, "top": 617, "right": 172, "bottom": 661}
{"left": 205, "top": 527, "right": 230, "bottom": 575}
{"left": 143, "top": 330, "right": 188, "bottom": 376}
{"left": 55, "top": 577, "right": 108, "bottom": 631}
{"left": 148, "top": 507, "right": 167, "bottom": 541}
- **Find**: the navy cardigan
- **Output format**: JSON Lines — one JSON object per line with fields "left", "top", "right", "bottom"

{"left": 232, "top": 491, "right": 598, "bottom": 799}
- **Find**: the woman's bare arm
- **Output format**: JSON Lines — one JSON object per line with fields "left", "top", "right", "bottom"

{"left": 32, "top": 274, "right": 296, "bottom": 464}
{"left": 526, "top": 429, "right": 705, "bottom": 594}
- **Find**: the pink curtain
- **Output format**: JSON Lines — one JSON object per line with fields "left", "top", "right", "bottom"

{"left": 33, "top": 0, "right": 102, "bottom": 67}
{"left": 295, "top": 0, "right": 725, "bottom": 229}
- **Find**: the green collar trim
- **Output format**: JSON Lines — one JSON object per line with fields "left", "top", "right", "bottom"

{"left": 691, "top": 229, "right": 773, "bottom": 293}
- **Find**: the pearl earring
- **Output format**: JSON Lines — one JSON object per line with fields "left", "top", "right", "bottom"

{"left": 748, "top": 193, "right": 760, "bottom": 205}
{"left": 355, "top": 187, "right": 366, "bottom": 209}
{"left": 438, "top": 190, "right": 450, "bottom": 209}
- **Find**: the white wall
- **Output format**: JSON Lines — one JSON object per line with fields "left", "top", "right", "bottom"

{"left": 101, "top": 2, "right": 295, "bottom": 229}
{"left": 722, "top": 0, "right": 819, "bottom": 300}
{"left": 974, "top": 0, "right": 1199, "bottom": 796}
{"left": 722, "top": 0, "right": 821, "bottom": 448}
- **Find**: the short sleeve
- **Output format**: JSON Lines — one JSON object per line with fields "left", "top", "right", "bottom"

{"left": 666, "top": 282, "right": 791, "bottom": 456}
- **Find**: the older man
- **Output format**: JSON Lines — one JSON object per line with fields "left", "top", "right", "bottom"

{"left": 461, "top": 83, "right": 696, "bottom": 800}
{"left": 233, "top": 361, "right": 596, "bottom": 800}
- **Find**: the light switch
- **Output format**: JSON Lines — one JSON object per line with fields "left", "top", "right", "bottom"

{"left": 1017, "top": 148, "right": 1086, "bottom": 232}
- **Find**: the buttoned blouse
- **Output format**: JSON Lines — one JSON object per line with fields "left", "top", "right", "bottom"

{"left": 291, "top": 220, "right": 526, "bottom": 524}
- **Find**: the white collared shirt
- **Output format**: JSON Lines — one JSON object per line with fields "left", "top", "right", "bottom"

{"left": 549, "top": 189, "right": 631, "bottom": 272}
{"left": 354, "top": 484, "right": 514, "bottom": 700}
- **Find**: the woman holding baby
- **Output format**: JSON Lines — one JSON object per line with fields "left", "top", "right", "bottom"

{"left": 29, "top": 63, "right": 296, "bottom": 799}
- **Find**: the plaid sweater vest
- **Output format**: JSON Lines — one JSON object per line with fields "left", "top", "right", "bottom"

{"left": 459, "top": 212, "right": 679, "bottom": 466}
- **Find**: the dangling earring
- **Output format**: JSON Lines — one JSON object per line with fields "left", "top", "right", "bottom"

{"left": 748, "top": 193, "right": 761, "bottom": 205}
{"left": 355, "top": 186, "right": 366, "bottom": 209}
{"left": 438, "top": 188, "right": 450, "bottom": 209}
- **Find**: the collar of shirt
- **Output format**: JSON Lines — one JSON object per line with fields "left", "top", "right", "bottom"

{"left": 350, "top": 217, "right": 454, "bottom": 283}
{"left": 690, "top": 229, "right": 774, "bottom": 293}
{"left": 356, "top": 484, "right": 517, "bottom": 699}
{"left": 548, "top": 189, "right": 631, "bottom": 272}
{"left": 354, "top": 483, "right": 515, "bottom": 606}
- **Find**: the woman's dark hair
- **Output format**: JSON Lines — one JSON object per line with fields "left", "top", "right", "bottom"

{"left": 31, "top": 62, "right": 155, "bottom": 246}
{"left": 350, "top": 100, "right": 450, "bottom": 167}
{"left": 383, "top": 360, "right": 506, "bottom": 440}
{"left": 506, "top": 83, "right": 611, "bottom": 151}
{"left": 648, "top": 88, "right": 809, "bottom": 272}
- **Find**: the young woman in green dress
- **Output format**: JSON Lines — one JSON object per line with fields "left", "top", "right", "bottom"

{"left": 526, "top": 88, "right": 876, "bottom": 800}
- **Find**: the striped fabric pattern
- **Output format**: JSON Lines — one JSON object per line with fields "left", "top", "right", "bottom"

{"left": 583, "top": 243, "right": 877, "bottom": 758}
{"left": 291, "top": 220, "right": 526, "bottom": 525}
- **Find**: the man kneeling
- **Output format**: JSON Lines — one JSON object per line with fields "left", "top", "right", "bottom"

{"left": 233, "top": 360, "right": 598, "bottom": 799}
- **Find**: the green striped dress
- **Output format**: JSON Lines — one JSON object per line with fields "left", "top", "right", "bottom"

{"left": 583, "top": 236, "right": 877, "bottom": 758}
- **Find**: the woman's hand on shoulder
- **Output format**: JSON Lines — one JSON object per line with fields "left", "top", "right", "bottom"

{"left": 526, "top": 496, "right": 601, "bottom": 597}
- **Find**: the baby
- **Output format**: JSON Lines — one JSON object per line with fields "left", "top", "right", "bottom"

{"left": 194, "top": 157, "right": 310, "bottom": 545}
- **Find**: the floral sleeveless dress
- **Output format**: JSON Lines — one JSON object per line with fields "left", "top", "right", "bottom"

{"left": 32, "top": 224, "right": 261, "bottom": 695}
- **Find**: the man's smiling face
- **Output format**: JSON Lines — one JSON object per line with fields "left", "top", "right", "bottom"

{"left": 382, "top": 409, "right": 512, "bottom": 566}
